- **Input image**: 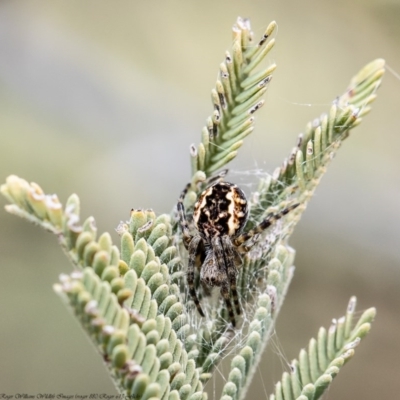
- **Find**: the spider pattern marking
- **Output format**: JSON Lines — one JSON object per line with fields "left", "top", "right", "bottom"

{"left": 177, "top": 180, "right": 299, "bottom": 327}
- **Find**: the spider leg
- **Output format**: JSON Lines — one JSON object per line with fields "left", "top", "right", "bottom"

{"left": 234, "top": 203, "right": 300, "bottom": 247}
{"left": 221, "top": 236, "right": 241, "bottom": 318}
{"left": 204, "top": 169, "right": 228, "bottom": 186}
{"left": 233, "top": 248, "right": 242, "bottom": 267}
{"left": 187, "top": 235, "right": 205, "bottom": 317}
{"left": 220, "top": 281, "right": 236, "bottom": 327}
{"left": 213, "top": 236, "right": 239, "bottom": 327}
{"left": 177, "top": 182, "right": 193, "bottom": 250}
{"left": 235, "top": 235, "right": 260, "bottom": 256}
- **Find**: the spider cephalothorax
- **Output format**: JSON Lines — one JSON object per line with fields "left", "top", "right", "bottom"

{"left": 178, "top": 179, "right": 298, "bottom": 327}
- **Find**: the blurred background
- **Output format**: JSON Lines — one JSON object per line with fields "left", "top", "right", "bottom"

{"left": 0, "top": 0, "right": 399, "bottom": 398}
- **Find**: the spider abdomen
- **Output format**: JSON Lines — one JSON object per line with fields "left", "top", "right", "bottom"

{"left": 200, "top": 251, "right": 225, "bottom": 287}
{"left": 193, "top": 182, "right": 248, "bottom": 238}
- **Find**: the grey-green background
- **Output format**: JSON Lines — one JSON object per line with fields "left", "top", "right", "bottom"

{"left": 1, "top": 1, "right": 399, "bottom": 398}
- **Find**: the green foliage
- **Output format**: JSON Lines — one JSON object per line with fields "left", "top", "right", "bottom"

{"left": 191, "top": 18, "right": 277, "bottom": 176}
{"left": 1, "top": 17, "right": 384, "bottom": 400}
{"left": 268, "top": 298, "right": 375, "bottom": 400}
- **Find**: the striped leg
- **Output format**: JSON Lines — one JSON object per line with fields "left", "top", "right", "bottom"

{"left": 213, "top": 237, "right": 239, "bottom": 327}
{"left": 220, "top": 282, "right": 236, "bottom": 327}
{"left": 204, "top": 169, "right": 228, "bottom": 186}
{"left": 187, "top": 235, "right": 205, "bottom": 317}
{"left": 177, "top": 182, "right": 193, "bottom": 250}
{"left": 221, "top": 236, "right": 241, "bottom": 319}
{"left": 234, "top": 203, "right": 300, "bottom": 248}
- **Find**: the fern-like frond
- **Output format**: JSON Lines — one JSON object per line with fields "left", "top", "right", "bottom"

{"left": 1, "top": 176, "right": 205, "bottom": 399}
{"left": 191, "top": 17, "right": 277, "bottom": 177}
{"left": 268, "top": 297, "right": 375, "bottom": 400}
{"left": 248, "top": 59, "right": 385, "bottom": 229}
{"left": 212, "top": 60, "right": 383, "bottom": 400}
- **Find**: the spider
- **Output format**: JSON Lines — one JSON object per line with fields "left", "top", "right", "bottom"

{"left": 177, "top": 179, "right": 299, "bottom": 327}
